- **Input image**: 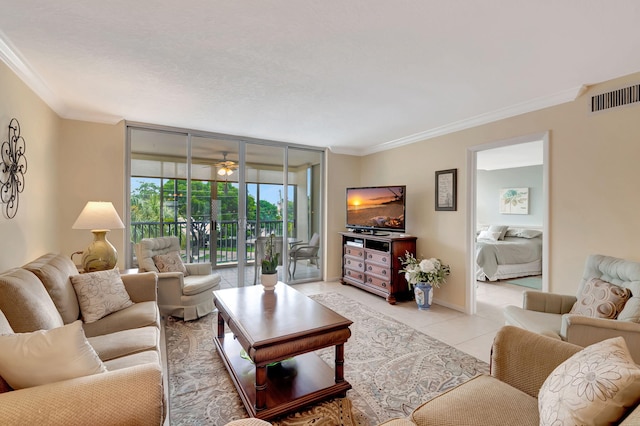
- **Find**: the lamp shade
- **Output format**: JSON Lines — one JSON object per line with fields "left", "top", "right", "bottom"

{"left": 72, "top": 201, "right": 124, "bottom": 231}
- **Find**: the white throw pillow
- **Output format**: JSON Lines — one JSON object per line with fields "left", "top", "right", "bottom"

{"left": 71, "top": 269, "right": 134, "bottom": 323}
{"left": 477, "top": 230, "right": 501, "bottom": 242}
{"left": 539, "top": 336, "right": 640, "bottom": 425}
{"left": 0, "top": 321, "right": 106, "bottom": 389}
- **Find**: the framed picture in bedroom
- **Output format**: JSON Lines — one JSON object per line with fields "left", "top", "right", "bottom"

{"left": 500, "top": 187, "right": 529, "bottom": 214}
{"left": 435, "top": 169, "right": 457, "bottom": 211}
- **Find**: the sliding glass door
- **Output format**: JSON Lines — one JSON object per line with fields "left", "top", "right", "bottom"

{"left": 127, "top": 125, "right": 324, "bottom": 287}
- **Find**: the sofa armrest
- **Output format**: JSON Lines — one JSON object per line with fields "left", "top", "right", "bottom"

{"left": 490, "top": 326, "right": 582, "bottom": 398}
{"left": 562, "top": 314, "right": 640, "bottom": 363}
{"left": 523, "top": 290, "right": 576, "bottom": 314}
{"left": 0, "top": 363, "right": 165, "bottom": 425}
{"left": 121, "top": 272, "right": 158, "bottom": 303}
{"left": 185, "top": 262, "right": 212, "bottom": 275}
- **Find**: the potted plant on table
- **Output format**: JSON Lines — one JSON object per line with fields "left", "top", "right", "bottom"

{"left": 399, "top": 251, "right": 450, "bottom": 310}
{"left": 260, "top": 233, "right": 280, "bottom": 291}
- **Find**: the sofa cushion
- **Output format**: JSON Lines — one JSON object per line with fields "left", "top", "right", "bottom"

{"left": 410, "top": 374, "right": 538, "bottom": 426}
{"left": 503, "top": 306, "right": 563, "bottom": 339}
{"left": 569, "top": 277, "right": 630, "bottom": 319}
{"left": 71, "top": 269, "right": 134, "bottom": 323}
{"left": 0, "top": 320, "right": 106, "bottom": 390}
{"left": 103, "top": 350, "right": 160, "bottom": 372}
{"left": 0, "top": 268, "right": 64, "bottom": 332}
{"left": 539, "top": 336, "right": 640, "bottom": 425}
{"left": 183, "top": 274, "right": 221, "bottom": 296}
{"left": 82, "top": 300, "right": 160, "bottom": 338}
{"left": 23, "top": 253, "right": 80, "bottom": 324}
{"left": 153, "top": 251, "right": 189, "bottom": 276}
{"left": 0, "top": 311, "right": 13, "bottom": 393}
{"left": 88, "top": 326, "right": 159, "bottom": 362}
{"left": 0, "top": 309, "right": 13, "bottom": 335}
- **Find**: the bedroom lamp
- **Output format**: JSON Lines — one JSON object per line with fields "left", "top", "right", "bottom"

{"left": 72, "top": 201, "right": 125, "bottom": 272}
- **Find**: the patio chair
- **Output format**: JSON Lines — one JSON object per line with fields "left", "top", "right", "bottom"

{"left": 135, "top": 236, "right": 221, "bottom": 320}
{"left": 288, "top": 233, "right": 320, "bottom": 279}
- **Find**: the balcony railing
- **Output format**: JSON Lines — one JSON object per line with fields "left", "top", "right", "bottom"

{"left": 131, "top": 219, "right": 292, "bottom": 266}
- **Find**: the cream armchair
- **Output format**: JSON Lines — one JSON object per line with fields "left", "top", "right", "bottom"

{"left": 504, "top": 254, "right": 640, "bottom": 362}
{"left": 135, "top": 236, "right": 221, "bottom": 320}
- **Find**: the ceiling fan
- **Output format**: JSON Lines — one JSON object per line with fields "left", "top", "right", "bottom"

{"left": 215, "top": 152, "right": 238, "bottom": 176}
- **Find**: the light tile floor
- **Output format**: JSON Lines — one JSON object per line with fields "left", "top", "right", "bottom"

{"left": 214, "top": 268, "right": 530, "bottom": 364}
{"left": 292, "top": 279, "right": 527, "bottom": 364}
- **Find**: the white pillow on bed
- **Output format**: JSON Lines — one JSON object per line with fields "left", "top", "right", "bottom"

{"left": 488, "top": 225, "right": 509, "bottom": 240}
{"left": 477, "top": 231, "right": 501, "bottom": 242}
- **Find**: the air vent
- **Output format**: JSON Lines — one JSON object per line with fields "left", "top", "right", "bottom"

{"left": 591, "top": 84, "right": 640, "bottom": 113}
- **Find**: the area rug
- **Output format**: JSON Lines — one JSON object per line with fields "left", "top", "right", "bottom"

{"left": 505, "top": 276, "right": 542, "bottom": 290}
{"left": 165, "top": 292, "right": 488, "bottom": 425}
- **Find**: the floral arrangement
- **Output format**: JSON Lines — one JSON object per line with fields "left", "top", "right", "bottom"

{"left": 398, "top": 251, "right": 451, "bottom": 289}
{"left": 261, "top": 233, "right": 280, "bottom": 275}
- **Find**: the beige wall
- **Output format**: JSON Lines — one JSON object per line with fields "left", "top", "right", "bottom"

{"left": 324, "top": 150, "right": 361, "bottom": 281}
{"left": 0, "top": 62, "right": 61, "bottom": 271}
{"left": 57, "top": 119, "right": 126, "bottom": 268}
{"left": 358, "top": 71, "right": 640, "bottom": 310}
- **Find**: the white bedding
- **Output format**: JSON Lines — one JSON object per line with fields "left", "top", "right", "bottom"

{"left": 476, "top": 234, "right": 542, "bottom": 281}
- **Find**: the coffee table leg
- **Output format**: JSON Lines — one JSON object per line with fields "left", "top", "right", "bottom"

{"left": 255, "top": 365, "right": 267, "bottom": 410}
{"left": 217, "top": 312, "right": 225, "bottom": 338}
{"left": 335, "top": 343, "right": 345, "bottom": 383}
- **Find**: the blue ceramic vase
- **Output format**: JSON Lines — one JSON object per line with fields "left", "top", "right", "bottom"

{"left": 414, "top": 283, "right": 433, "bottom": 310}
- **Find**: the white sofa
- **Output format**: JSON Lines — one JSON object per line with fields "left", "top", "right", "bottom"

{"left": 0, "top": 253, "right": 165, "bottom": 425}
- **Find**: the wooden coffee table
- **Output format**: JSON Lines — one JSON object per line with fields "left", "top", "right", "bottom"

{"left": 213, "top": 283, "right": 352, "bottom": 420}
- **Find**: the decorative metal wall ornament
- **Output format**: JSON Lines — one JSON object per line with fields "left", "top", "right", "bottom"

{"left": 0, "top": 118, "right": 28, "bottom": 219}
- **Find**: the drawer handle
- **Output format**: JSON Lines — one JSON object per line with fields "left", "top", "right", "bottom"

{"left": 382, "top": 257, "right": 387, "bottom": 262}
{"left": 382, "top": 270, "right": 387, "bottom": 275}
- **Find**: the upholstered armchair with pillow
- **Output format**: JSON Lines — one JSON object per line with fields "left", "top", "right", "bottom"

{"left": 135, "top": 236, "right": 221, "bottom": 320}
{"left": 504, "top": 254, "right": 640, "bottom": 362}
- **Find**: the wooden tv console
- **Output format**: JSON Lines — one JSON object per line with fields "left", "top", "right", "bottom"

{"left": 340, "top": 232, "right": 417, "bottom": 304}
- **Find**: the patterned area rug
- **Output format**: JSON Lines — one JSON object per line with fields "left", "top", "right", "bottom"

{"left": 165, "top": 292, "right": 488, "bottom": 425}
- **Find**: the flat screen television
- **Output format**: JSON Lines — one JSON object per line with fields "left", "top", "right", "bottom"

{"left": 346, "top": 185, "right": 406, "bottom": 233}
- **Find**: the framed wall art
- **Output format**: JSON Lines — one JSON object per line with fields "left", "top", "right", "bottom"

{"left": 435, "top": 169, "right": 457, "bottom": 211}
{"left": 499, "top": 187, "right": 529, "bottom": 214}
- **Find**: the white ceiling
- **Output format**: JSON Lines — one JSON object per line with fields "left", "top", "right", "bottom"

{"left": 476, "top": 141, "right": 543, "bottom": 171}
{"left": 1, "top": 1, "right": 639, "bottom": 155}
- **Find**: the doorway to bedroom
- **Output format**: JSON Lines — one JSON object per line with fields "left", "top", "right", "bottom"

{"left": 466, "top": 132, "right": 549, "bottom": 315}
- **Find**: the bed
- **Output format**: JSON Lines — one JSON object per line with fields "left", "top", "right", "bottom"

{"left": 475, "top": 227, "right": 542, "bottom": 281}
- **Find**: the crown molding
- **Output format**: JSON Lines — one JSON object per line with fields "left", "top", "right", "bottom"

{"left": 359, "top": 86, "right": 582, "bottom": 156}
{"left": 0, "top": 30, "right": 68, "bottom": 114}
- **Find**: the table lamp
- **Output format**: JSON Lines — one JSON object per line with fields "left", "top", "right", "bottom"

{"left": 72, "top": 201, "right": 125, "bottom": 272}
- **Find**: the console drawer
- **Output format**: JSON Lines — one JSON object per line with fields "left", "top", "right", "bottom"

{"left": 344, "top": 255, "right": 365, "bottom": 271}
{"left": 366, "top": 263, "right": 390, "bottom": 277}
{"left": 366, "top": 249, "right": 390, "bottom": 266}
{"left": 344, "top": 245, "right": 364, "bottom": 259}
{"left": 344, "top": 268, "right": 365, "bottom": 283}
{"left": 366, "top": 275, "right": 390, "bottom": 291}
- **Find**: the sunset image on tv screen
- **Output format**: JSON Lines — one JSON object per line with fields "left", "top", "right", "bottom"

{"left": 347, "top": 186, "right": 405, "bottom": 229}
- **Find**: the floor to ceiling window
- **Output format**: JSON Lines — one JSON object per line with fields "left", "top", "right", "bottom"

{"left": 127, "top": 124, "right": 323, "bottom": 286}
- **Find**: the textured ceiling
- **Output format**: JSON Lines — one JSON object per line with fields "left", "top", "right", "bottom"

{"left": 1, "top": 1, "right": 639, "bottom": 155}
